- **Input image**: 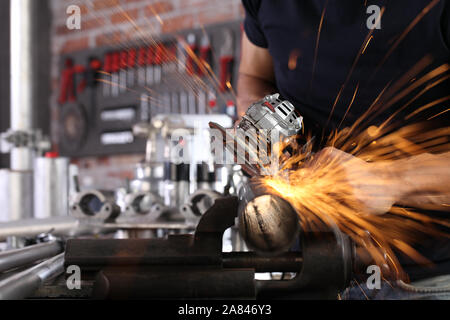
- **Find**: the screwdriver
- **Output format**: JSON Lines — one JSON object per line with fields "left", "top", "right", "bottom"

{"left": 137, "top": 47, "right": 147, "bottom": 87}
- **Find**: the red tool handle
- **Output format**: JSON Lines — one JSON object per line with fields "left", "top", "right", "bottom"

{"left": 119, "top": 50, "right": 128, "bottom": 69}
{"left": 104, "top": 53, "right": 113, "bottom": 73}
{"left": 219, "top": 56, "right": 233, "bottom": 92}
{"left": 138, "top": 47, "right": 147, "bottom": 66}
{"left": 154, "top": 45, "right": 164, "bottom": 66}
{"left": 198, "top": 46, "right": 211, "bottom": 76}
{"left": 58, "top": 59, "right": 73, "bottom": 104}
{"left": 128, "top": 48, "right": 137, "bottom": 68}
{"left": 186, "top": 44, "right": 197, "bottom": 76}
{"left": 111, "top": 52, "right": 120, "bottom": 73}
{"left": 74, "top": 64, "right": 86, "bottom": 94}
{"left": 147, "top": 46, "right": 154, "bottom": 65}
{"left": 168, "top": 45, "right": 177, "bottom": 63}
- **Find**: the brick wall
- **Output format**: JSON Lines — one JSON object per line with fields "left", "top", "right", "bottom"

{"left": 49, "top": 0, "right": 244, "bottom": 189}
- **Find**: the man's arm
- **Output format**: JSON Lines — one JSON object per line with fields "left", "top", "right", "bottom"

{"left": 315, "top": 148, "right": 450, "bottom": 215}
{"left": 237, "top": 32, "right": 277, "bottom": 119}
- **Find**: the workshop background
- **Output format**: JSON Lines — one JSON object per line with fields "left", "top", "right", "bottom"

{"left": 50, "top": 0, "right": 244, "bottom": 190}
{"left": 0, "top": 0, "right": 244, "bottom": 187}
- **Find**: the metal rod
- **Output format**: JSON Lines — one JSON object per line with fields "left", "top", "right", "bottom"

{"left": 223, "top": 252, "right": 302, "bottom": 272}
{"left": 0, "top": 217, "right": 81, "bottom": 241}
{"left": 10, "top": 0, "right": 35, "bottom": 136}
{"left": 0, "top": 253, "right": 64, "bottom": 300}
{"left": 0, "top": 241, "right": 63, "bottom": 273}
{"left": 9, "top": 0, "right": 38, "bottom": 223}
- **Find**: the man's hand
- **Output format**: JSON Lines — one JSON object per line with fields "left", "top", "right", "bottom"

{"left": 311, "top": 147, "right": 401, "bottom": 215}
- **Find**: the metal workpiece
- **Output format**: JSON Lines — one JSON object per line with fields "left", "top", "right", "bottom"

{"left": 237, "top": 180, "right": 300, "bottom": 255}
{"left": 70, "top": 190, "right": 121, "bottom": 222}
{"left": 0, "top": 253, "right": 64, "bottom": 300}
{"left": 0, "top": 241, "right": 63, "bottom": 273}
{"left": 34, "top": 157, "right": 69, "bottom": 219}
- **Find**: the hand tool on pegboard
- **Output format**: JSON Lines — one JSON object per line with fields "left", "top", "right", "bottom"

{"left": 137, "top": 47, "right": 147, "bottom": 87}
{"left": 58, "top": 58, "right": 85, "bottom": 104}
{"left": 154, "top": 44, "right": 164, "bottom": 84}
{"left": 85, "top": 58, "right": 102, "bottom": 125}
{"left": 119, "top": 50, "right": 128, "bottom": 93}
{"left": 127, "top": 48, "right": 137, "bottom": 88}
{"left": 111, "top": 51, "right": 120, "bottom": 97}
{"left": 146, "top": 46, "right": 154, "bottom": 86}
{"left": 198, "top": 33, "right": 212, "bottom": 77}
{"left": 77, "top": 58, "right": 101, "bottom": 94}
{"left": 167, "top": 44, "right": 178, "bottom": 73}
{"left": 102, "top": 52, "right": 113, "bottom": 97}
{"left": 219, "top": 30, "right": 234, "bottom": 92}
{"left": 186, "top": 33, "right": 197, "bottom": 76}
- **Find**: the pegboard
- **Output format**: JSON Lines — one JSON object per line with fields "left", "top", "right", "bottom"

{"left": 58, "top": 20, "right": 243, "bottom": 158}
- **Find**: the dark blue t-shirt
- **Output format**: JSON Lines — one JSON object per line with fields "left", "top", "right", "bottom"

{"left": 242, "top": 0, "right": 450, "bottom": 281}
{"left": 243, "top": 0, "right": 449, "bottom": 135}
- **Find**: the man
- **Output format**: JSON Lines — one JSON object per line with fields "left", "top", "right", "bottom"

{"left": 237, "top": 0, "right": 450, "bottom": 299}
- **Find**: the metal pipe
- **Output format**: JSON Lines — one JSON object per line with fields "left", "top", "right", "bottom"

{"left": 10, "top": 0, "right": 35, "bottom": 138}
{"left": 0, "top": 253, "right": 64, "bottom": 300}
{"left": 9, "top": 0, "right": 38, "bottom": 222}
{"left": 0, "top": 241, "right": 63, "bottom": 273}
{"left": 0, "top": 216, "right": 81, "bottom": 241}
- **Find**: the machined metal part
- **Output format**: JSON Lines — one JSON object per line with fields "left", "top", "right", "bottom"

{"left": 70, "top": 190, "right": 121, "bottom": 222}
{"left": 180, "top": 189, "right": 222, "bottom": 223}
{"left": 123, "top": 192, "right": 163, "bottom": 216}
{"left": 0, "top": 241, "right": 63, "bottom": 273}
{"left": 34, "top": 157, "right": 69, "bottom": 219}
{"left": 0, "top": 253, "right": 64, "bottom": 300}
